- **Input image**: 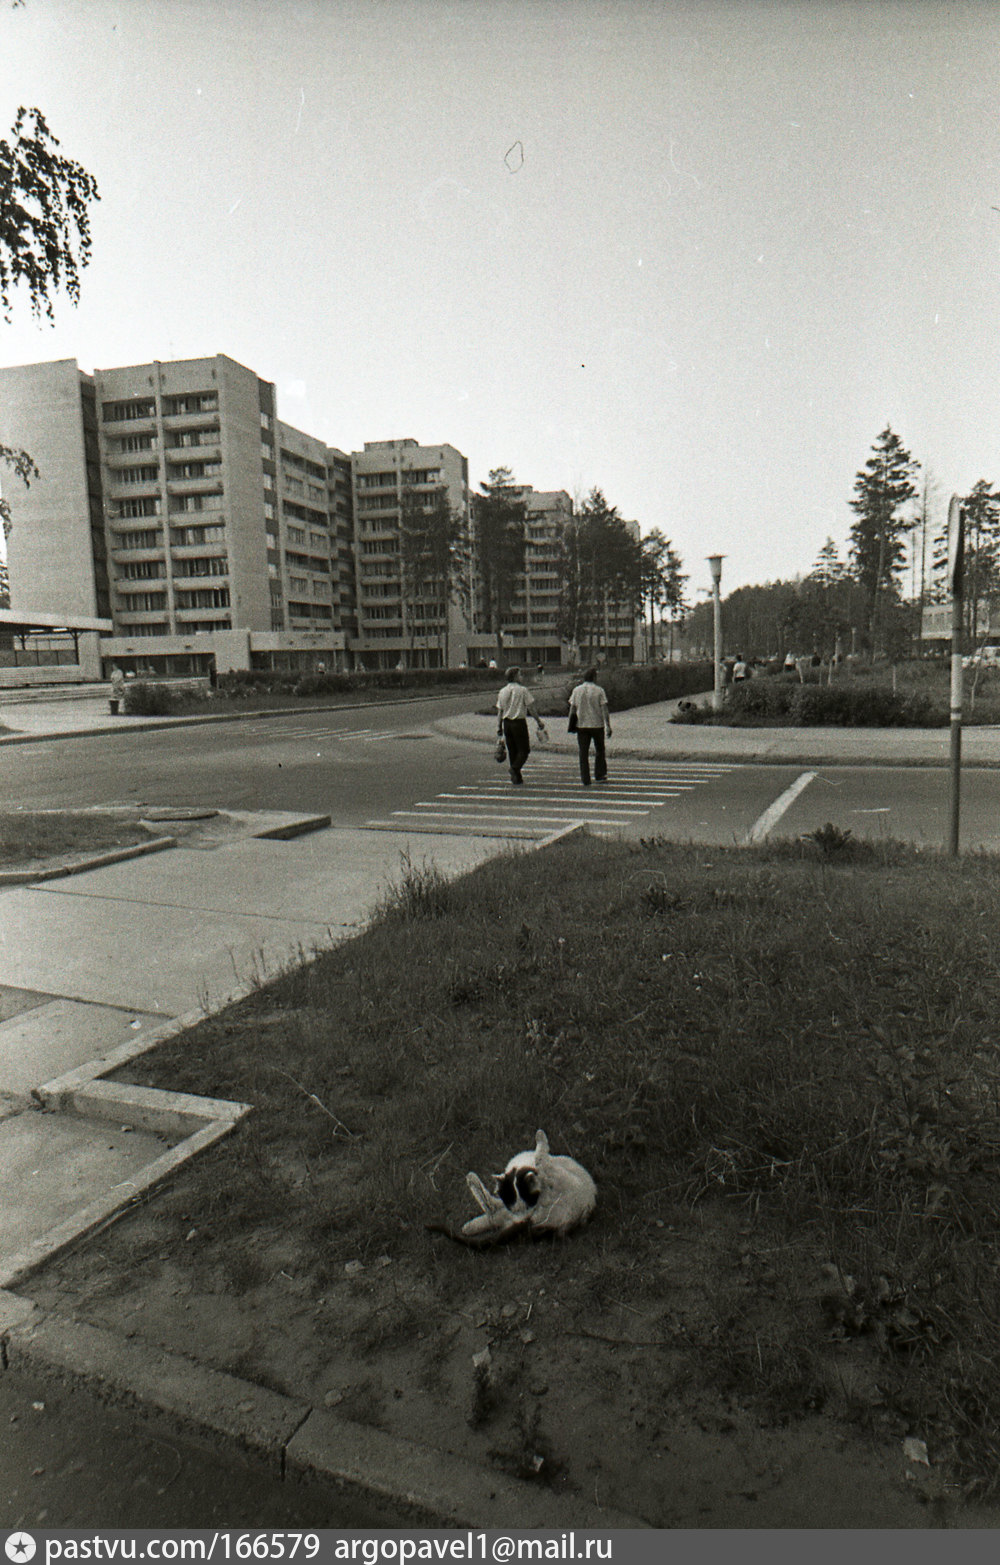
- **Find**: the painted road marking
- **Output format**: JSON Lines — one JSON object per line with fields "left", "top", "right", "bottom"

{"left": 743, "top": 771, "right": 817, "bottom": 845}
{"left": 366, "top": 759, "right": 736, "bottom": 837}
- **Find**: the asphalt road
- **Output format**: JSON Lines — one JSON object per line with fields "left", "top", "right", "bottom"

{"left": 3, "top": 696, "right": 999, "bottom": 850}
{"left": 0, "top": 1367, "right": 379, "bottom": 1528}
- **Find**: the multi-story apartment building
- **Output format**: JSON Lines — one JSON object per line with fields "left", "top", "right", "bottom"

{"left": 464, "top": 487, "right": 572, "bottom": 666}
{"left": 0, "top": 359, "right": 111, "bottom": 622}
{"left": 350, "top": 438, "right": 471, "bottom": 669}
{"left": 0, "top": 352, "right": 638, "bottom": 677}
{"left": 0, "top": 355, "right": 353, "bottom": 675}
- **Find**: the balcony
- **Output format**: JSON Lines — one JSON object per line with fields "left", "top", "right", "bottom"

{"left": 101, "top": 415, "right": 157, "bottom": 437}
{"left": 164, "top": 443, "right": 220, "bottom": 463}
{"left": 166, "top": 477, "right": 224, "bottom": 496}
{"left": 161, "top": 410, "right": 220, "bottom": 432}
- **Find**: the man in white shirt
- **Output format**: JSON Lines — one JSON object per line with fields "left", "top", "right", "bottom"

{"left": 496, "top": 666, "right": 547, "bottom": 785}
{"left": 568, "top": 667, "right": 612, "bottom": 786}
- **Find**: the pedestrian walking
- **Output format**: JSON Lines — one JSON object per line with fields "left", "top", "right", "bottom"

{"left": 108, "top": 664, "right": 126, "bottom": 715}
{"left": 496, "top": 666, "right": 547, "bottom": 785}
{"left": 568, "top": 667, "right": 612, "bottom": 786}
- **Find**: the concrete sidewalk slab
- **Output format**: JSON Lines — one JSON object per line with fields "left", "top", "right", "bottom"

{"left": 0, "top": 828, "right": 519, "bottom": 1016}
{"left": 0, "top": 999, "right": 159, "bottom": 1097}
{"left": 0, "top": 1111, "right": 172, "bottom": 1256}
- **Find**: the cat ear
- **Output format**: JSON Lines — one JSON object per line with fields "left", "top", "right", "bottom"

{"left": 535, "top": 1129, "right": 550, "bottom": 1156}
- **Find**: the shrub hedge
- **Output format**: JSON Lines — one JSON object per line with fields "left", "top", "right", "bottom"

{"left": 122, "top": 680, "right": 175, "bottom": 716}
{"left": 724, "top": 676, "right": 943, "bottom": 727}
{"left": 541, "top": 662, "right": 715, "bottom": 715}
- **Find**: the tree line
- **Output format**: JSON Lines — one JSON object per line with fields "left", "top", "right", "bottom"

{"left": 684, "top": 427, "right": 1000, "bottom": 663}
{"left": 392, "top": 466, "right": 688, "bottom": 666}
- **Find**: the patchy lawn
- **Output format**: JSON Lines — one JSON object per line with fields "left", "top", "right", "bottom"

{"left": 23, "top": 835, "right": 1000, "bottom": 1526}
{"left": 0, "top": 810, "right": 158, "bottom": 871}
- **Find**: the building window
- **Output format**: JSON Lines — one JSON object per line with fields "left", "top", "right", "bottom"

{"left": 119, "top": 434, "right": 156, "bottom": 453}
{"left": 120, "top": 465, "right": 160, "bottom": 484}
{"left": 163, "top": 392, "right": 218, "bottom": 416}
{"left": 113, "top": 528, "right": 162, "bottom": 550}
{"left": 119, "top": 561, "right": 165, "bottom": 580}
{"left": 173, "top": 556, "right": 228, "bottom": 578}
{"left": 175, "top": 587, "right": 231, "bottom": 610}
{"left": 103, "top": 399, "right": 155, "bottom": 422}
{"left": 121, "top": 591, "right": 167, "bottom": 612}
{"left": 118, "top": 497, "right": 160, "bottom": 519}
{"left": 171, "top": 523, "right": 226, "bottom": 545}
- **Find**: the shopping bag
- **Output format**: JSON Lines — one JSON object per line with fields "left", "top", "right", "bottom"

{"left": 568, "top": 710, "right": 578, "bottom": 733}
{"left": 495, "top": 737, "right": 507, "bottom": 763}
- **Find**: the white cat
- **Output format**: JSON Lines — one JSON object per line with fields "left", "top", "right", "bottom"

{"left": 456, "top": 1129, "right": 597, "bottom": 1245}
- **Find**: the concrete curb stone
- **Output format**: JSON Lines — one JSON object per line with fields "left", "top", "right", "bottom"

{"left": 0, "top": 835, "right": 177, "bottom": 887}
{"left": 0, "top": 1292, "right": 646, "bottom": 1527}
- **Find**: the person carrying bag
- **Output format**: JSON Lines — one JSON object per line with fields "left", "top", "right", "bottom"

{"left": 495, "top": 666, "right": 547, "bottom": 785}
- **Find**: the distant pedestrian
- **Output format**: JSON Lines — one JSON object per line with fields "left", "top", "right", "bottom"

{"left": 568, "top": 667, "right": 612, "bottom": 786}
{"left": 733, "top": 655, "right": 748, "bottom": 682}
{"left": 496, "top": 666, "right": 547, "bottom": 785}
{"left": 109, "top": 665, "right": 126, "bottom": 714}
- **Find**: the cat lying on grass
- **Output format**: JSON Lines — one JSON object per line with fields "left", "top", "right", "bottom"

{"left": 427, "top": 1130, "right": 597, "bottom": 1248}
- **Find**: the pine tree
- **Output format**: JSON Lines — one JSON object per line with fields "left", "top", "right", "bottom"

{"left": 848, "top": 426, "right": 920, "bottom": 655}
{"left": 471, "top": 468, "right": 527, "bottom": 664}
{"left": 960, "top": 479, "right": 1000, "bottom": 643}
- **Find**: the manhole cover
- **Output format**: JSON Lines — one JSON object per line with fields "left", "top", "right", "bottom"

{"left": 140, "top": 808, "right": 219, "bottom": 822}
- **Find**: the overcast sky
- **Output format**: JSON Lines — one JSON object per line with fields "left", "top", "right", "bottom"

{"left": 2, "top": 0, "right": 998, "bottom": 598}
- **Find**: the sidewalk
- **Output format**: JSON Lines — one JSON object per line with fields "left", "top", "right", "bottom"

{"left": 436, "top": 699, "right": 1000, "bottom": 767}
{"left": 5, "top": 684, "right": 1000, "bottom": 764}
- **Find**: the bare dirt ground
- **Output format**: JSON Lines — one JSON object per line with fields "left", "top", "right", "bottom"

{"left": 22, "top": 1175, "right": 1000, "bottom": 1529}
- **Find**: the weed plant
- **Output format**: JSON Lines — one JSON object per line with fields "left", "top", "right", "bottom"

{"left": 117, "top": 834, "right": 1000, "bottom": 1492}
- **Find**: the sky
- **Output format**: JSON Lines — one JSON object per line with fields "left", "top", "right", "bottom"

{"left": 2, "top": 0, "right": 999, "bottom": 600}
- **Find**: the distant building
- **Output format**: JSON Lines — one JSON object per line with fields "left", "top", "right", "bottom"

{"left": 350, "top": 438, "right": 471, "bottom": 670}
{"left": 0, "top": 355, "right": 353, "bottom": 675}
{"left": 0, "top": 352, "right": 640, "bottom": 678}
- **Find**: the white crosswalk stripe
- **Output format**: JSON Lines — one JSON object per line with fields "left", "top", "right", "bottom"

{"left": 365, "top": 758, "right": 736, "bottom": 837}
{"left": 238, "top": 723, "right": 425, "bottom": 743}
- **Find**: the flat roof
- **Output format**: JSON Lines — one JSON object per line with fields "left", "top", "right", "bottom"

{"left": 0, "top": 608, "right": 113, "bottom": 634}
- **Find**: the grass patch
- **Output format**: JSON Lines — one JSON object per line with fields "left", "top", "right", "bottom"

{"left": 0, "top": 809, "right": 155, "bottom": 869}
{"left": 111, "top": 834, "right": 1000, "bottom": 1496}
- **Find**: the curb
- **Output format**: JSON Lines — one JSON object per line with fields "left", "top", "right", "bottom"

{"left": 0, "top": 834, "right": 177, "bottom": 887}
{"left": 0, "top": 1290, "right": 645, "bottom": 1528}
{"left": 433, "top": 721, "right": 1000, "bottom": 770}
{"left": 0, "top": 813, "right": 334, "bottom": 886}
{"left": 0, "top": 689, "right": 503, "bottom": 747}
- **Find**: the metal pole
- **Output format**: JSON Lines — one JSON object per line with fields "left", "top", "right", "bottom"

{"left": 947, "top": 495, "right": 964, "bottom": 857}
{"left": 708, "top": 555, "right": 724, "bottom": 711}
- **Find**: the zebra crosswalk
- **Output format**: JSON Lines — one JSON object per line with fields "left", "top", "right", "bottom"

{"left": 364, "top": 756, "right": 736, "bottom": 838}
{"left": 238, "top": 721, "right": 427, "bottom": 744}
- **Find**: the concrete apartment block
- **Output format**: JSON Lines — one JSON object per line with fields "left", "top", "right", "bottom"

{"left": 0, "top": 359, "right": 108, "bottom": 621}
{"left": 351, "top": 438, "right": 471, "bottom": 670}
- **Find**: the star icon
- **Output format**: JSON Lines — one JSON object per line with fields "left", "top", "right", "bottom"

{"left": 5, "top": 1536, "right": 37, "bottom": 1563}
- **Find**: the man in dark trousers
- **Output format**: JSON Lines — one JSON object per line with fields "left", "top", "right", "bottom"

{"left": 496, "top": 666, "right": 547, "bottom": 785}
{"left": 568, "top": 667, "right": 612, "bottom": 785}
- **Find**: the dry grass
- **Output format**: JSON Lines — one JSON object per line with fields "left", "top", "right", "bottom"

{"left": 104, "top": 832, "right": 1000, "bottom": 1495}
{"left": 0, "top": 809, "right": 154, "bottom": 869}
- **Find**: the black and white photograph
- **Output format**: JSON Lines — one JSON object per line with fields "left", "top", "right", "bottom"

{"left": 2, "top": 0, "right": 1000, "bottom": 1539}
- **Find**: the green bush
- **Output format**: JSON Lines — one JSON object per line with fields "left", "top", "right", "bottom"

{"left": 725, "top": 679, "right": 796, "bottom": 721}
{"left": 122, "top": 680, "right": 175, "bottom": 716}
{"left": 789, "top": 683, "right": 941, "bottom": 726}
{"left": 543, "top": 662, "right": 714, "bottom": 716}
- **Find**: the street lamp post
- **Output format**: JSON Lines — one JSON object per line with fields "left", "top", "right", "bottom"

{"left": 707, "top": 555, "right": 725, "bottom": 712}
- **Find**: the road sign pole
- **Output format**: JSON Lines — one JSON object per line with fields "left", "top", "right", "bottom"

{"left": 947, "top": 495, "right": 964, "bottom": 857}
